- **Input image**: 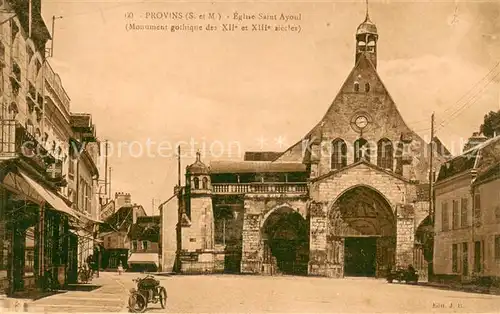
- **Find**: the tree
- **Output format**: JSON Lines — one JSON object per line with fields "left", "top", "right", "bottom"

{"left": 480, "top": 110, "right": 500, "bottom": 138}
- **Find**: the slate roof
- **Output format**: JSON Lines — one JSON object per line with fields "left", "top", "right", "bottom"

{"left": 473, "top": 162, "right": 500, "bottom": 186}
{"left": 209, "top": 160, "right": 307, "bottom": 174}
{"left": 244, "top": 152, "right": 283, "bottom": 161}
{"left": 436, "top": 135, "right": 500, "bottom": 182}
{"left": 128, "top": 216, "right": 160, "bottom": 242}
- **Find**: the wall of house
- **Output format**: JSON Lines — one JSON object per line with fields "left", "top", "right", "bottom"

{"left": 474, "top": 178, "right": 500, "bottom": 278}
{"left": 130, "top": 240, "right": 159, "bottom": 254}
{"left": 160, "top": 197, "right": 178, "bottom": 272}
{"left": 103, "top": 232, "right": 129, "bottom": 250}
{"left": 181, "top": 196, "right": 214, "bottom": 252}
{"left": 433, "top": 174, "right": 473, "bottom": 277}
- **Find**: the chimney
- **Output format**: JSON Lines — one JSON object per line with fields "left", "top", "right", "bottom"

{"left": 115, "top": 192, "right": 132, "bottom": 208}
{"left": 132, "top": 207, "right": 137, "bottom": 224}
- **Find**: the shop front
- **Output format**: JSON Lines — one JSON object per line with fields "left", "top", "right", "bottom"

{"left": 0, "top": 162, "right": 80, "bottom": 295}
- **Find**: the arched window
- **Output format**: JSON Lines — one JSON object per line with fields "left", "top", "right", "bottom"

{"left": 354, "top": 138, "right": 370, "bottom": 163}
{"left": 365, "top": 83, "right": 370, "bottom": 92}
{"left": 331, "top": 138, "right": 347, "bottom": 170}
{"left": 377, "top": 138, "right": 394, "bottom": 171}
{"left": 193, "top": 177, "right": 199, "bottom": 189}
{"left": 354, "top": 82, "right": 360, "bottom": 92}
{"left": 202, "top": 177, "right": 208, "bottom": 189}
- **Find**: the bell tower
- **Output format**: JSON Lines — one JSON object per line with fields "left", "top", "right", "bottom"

{"left": 356, "top": 0, "right": 378, "bottom": 68}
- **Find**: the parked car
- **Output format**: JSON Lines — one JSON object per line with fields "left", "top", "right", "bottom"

{"left": 387, "top": 265, "right": 419, "bottom": 284}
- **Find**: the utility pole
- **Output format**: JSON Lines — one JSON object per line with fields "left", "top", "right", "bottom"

{"left": 50, "top": 15, "right": 63, "bottom": 57}
{"left": 108, "top": 167, "right": 112, "bottom": 200}
{"left": 104, "top": 140, "right": 108, "bottom": 197}
{"left": 429, "top": 112, "right": 435, "bottom": 224}
{"left": 178, "top": 145, "right": 181, "bottom": 187}
{"left": 175, "top": 145, "right": 182, "bottom": 273}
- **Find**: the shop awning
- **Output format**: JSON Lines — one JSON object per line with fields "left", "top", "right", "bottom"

{"left": 70, "top": 229, "right": 103, "bottom": 243}
{"left": 128, "top": 253, "right": 159, "bottom": 266}
{"left": 19, "top": 171, "right": 79, "bottom": 219}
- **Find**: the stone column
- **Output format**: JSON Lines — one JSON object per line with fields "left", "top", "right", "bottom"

{"left": 308, "top": 202, "right": 329, "bottom": 276}
{"left": 240, "top": 213, "right": 262, "bottom": 274}
{"left": 396, "top": 204, "right": 415, "bottom": 267}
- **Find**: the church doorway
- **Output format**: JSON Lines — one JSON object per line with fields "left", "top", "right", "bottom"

{"left": 262, "top": 207, "right": 308, "bottom": 275}
{"left": 344, "top": 237, "right": 377, "bottom": 277}
{"left": 328, "top": 185, "right": 396, "bottom": 278}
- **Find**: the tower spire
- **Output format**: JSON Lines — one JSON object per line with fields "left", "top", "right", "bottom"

{"left": 365, "top": 0, "right": 370, "bottom": 22}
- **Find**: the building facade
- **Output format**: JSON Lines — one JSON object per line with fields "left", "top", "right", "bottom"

{"left": 161, "top": 8, "right": 450, "bottom": 278}
{"left": 433, "top": 136, "right": 500, "bottom": 285}
{"left": 0, "top": 0, "right": 102, "bottom": 294}
{"left": 128, "top": 215, "right": 160, "bottom": 272}
{"left": 99, "top": 196, "right": 146, "bottom": 270}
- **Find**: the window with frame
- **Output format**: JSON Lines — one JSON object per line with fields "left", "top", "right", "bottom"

{"left": 474, "top": 193, "right": 481, "bottom": 224}
{"left": 193, "top": 177, "right": 199, "bottom": 189}
{"left": 452, "top": 200, "right": 460, "bottom": 229}
{"left": 441, "top": 201, "right": 449, "bottom": 231}
{"left": 142, "top": 241, "right": 148, "bottom": 251}
{"left": 377, "top": 138, "right": 394, "bottom": 171}
{"left": 460, "top": 198, "right": 469, "bottom": 227}
{"left": 331, "top": 138, "right": 347, "bottom": 170}
{"left": 354, "top": 138, "right": 370, "bottom": 163}
{"left": 132, "top": 241, "right": 138, "bottom": 251}
{"left": 452, "top": 244, "right": 458, "bottom": 273}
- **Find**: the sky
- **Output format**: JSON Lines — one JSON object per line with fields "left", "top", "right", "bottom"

{"left": 40, "top": 0, "right": 500, "bottom": 215}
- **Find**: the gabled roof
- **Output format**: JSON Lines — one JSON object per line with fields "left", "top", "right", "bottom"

{"left": 436, "top": 135, "right": 500, "bottom": 182}
{"left": 272, "top": 53, "right": 415, "bottom": 163}
{"left": 311, "top": 159, "right": 411, "bottom": 184}
{"left": 433, "top": 136, "right": 452, "bottom": 159}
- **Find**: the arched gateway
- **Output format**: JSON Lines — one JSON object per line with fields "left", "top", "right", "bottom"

{"left": 261, "top": 207, "right": 309, "bottom": 275}
{"left": 328, "top": 185, "right": 396, "bottom": 277}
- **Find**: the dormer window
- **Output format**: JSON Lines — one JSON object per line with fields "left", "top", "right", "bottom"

{"left": 354, "top": 81, "right": 360, "bottom": 92}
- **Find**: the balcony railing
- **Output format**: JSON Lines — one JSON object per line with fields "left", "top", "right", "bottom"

{"left": 0, "top": 121, "right": 56, "bottom": 171}
{"left": 44, "top": 62, "right": 70, "bottom": 112}
{"left": 212, "top": 183, "right": 308, "bottom": 195}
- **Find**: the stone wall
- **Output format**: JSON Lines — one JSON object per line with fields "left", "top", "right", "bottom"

{"left": 308, "top": 202, "right": 330, "bottom": 276}
{"left": 311, "top": 162, "right": 408, "bottom": 211}
{"left": 396, "top": 205, "right": 415, "bottom": 267}
{"left": 240, "top": 213, "right": 261, "bottom": 273}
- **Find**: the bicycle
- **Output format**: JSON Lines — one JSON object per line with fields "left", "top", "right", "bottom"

{"left": 43, "top": 268, "right": 58, "bottom": 292}
{"left": 77, "top": 265, "right": 93, "bottom": 283}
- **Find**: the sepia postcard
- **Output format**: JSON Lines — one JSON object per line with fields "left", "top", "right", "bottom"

{"left": 0, "top": 0, "right": 499, "bottom": 313}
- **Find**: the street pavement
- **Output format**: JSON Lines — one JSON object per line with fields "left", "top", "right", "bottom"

{"left": 28, "top": 272, "right": 128, "bottom": 312}
{"left": 25, "top": 272, "right": 500, "bottom": 313}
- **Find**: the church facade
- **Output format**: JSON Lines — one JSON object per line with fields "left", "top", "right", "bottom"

{"left": 166, "top": 9, "right": 449, "bottom": 278}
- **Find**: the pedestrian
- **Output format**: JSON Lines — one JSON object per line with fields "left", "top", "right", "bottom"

{"left": 86, "top": 254, "right": 94, "bottom": 278}
{"left": 118, "top": 261, "right": 123, "bottom": 275}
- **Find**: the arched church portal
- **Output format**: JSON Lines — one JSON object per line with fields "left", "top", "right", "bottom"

{"left": 262, "top": 207, "right": 309, "bottom": 275}
{"left": 328, "top": 186, "right": 396, "bottom": 278}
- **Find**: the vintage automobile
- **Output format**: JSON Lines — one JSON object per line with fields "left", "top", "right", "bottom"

{"left": 386, "top": 265, "right": 419, "bottom": 284}
{"left": 128, "top": 275, "right": 167, "bottom": 313}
